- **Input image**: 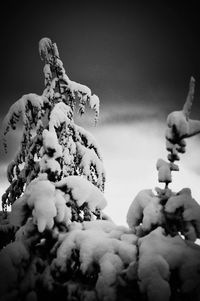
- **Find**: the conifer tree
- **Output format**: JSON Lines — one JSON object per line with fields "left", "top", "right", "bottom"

{"left": 127, "top": 77, "right": 200, "bottom": 301}
{"left": 1, "top": 37, "right": 105, "bottom": 222}
{"left": 0, "top": 38, "right": 137, "bottom": 301}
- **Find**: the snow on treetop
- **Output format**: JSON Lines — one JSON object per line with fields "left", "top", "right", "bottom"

{"left": 39, "top": 37, "right": 100, "bottom": 123}
{"left": 161, "top": 77, "right": 200, "bottom": 191}
{"left": 165, "top": 77, "right": 200, "bottom": 160}
{"left": 39, "top": 37, "right": 52, "bottom": 61}
{"left": 183, "top": 76, "right": 195, "bottom": 119}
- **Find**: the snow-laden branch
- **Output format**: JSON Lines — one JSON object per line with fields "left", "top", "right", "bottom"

{"left": 1, "top": 94, "right": 47, "bottom": 152}
{"left": 166, "top": 77, "right": 200, "bottom": 154}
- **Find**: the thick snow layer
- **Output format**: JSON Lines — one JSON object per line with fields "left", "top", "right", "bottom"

{"left": 138, "top": 227, "right": 200, "bottom": 301}
{"left": 39, "top": 37, "right": 52, "bottom": 61}
{"left": 53, "top": 220, "right": 137, "bottom": 301}
{"left": 165, "top": 188, "right": 200, "bottom": 240}
{"left": 24, "top": 179, "right": 57, "bottom": 232}
{"left": 69, "top": 81, "right": 91, "bottom": 96}
{"left": 166, "top": 111, "right": 189, "bottom": 140}
{"left": 49, "top": 102, "right": 72, "bottom": 130}
{"left": 166, "top": 111, "right": 200, "bottom": 144}
{"left": 9, "top": 176, "right": 71, "bottom": 232}
{"left": 76, "top": 125, "right": 103, "bottom": 160}
{"left": 126, "top": 189, "right": 163, "bottom": 232}
{"left": 43, "top": 63, "right": 52, "bottom": 86}
{"left": 39, "top": 155, "right": 61, "bottom": 174}
{"left": 76, "top": 142, "right": 105, "bottom": 187}
{"left": 42, "top": 129, "right": 62, "bottom": 158}
{"left": 2, "top": 94, "right": 46, "bottom": 135}
{"left": 89, "top": 94, "right": 100, "bottom": 119}
{"left": 56, "top": 176, "right": 107, "bottom": 211}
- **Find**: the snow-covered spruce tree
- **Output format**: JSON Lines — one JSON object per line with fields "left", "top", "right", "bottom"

{"left": 0, "top": 38, "right": 139, "bottom": 301}
{"left": 127, "top": 77, "right": 200, "bottom": 301}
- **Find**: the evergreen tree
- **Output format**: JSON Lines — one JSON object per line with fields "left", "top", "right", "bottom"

{"left": 1, "top": 37, "right": 105, "bottom": 221}
{"left": 126, "top": 77, "right": 200, "bottom": 301}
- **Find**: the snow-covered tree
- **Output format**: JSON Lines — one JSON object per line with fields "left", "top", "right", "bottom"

{"left": 0, "top": 38, "right": 138, "bottom": 301}
{"left": 127, "top": 77, "right": 200, "bottom": 301}
{"left": 1, "top": 38, "right": 105, "bottom": 219}
{"left": 1, "top": 39, "right": 200, "bottom": 301}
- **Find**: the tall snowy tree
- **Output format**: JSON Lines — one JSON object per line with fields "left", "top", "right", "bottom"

{"left": 0, "top": 38, "right": 138, "bottom": 301}
{"left": 0, "top": 39, "right": 200, "bottom": 301}
{"left": 1, "top": 37, "right": 105, "bottom": 220}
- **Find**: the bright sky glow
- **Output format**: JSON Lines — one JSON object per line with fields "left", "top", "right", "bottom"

{"left": 1, "top": 116, "right": 200, "bottom": 225}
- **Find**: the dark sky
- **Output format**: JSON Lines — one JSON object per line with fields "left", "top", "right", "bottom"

{"left": 0, "top": 0, "right": 200, "bottom": 121}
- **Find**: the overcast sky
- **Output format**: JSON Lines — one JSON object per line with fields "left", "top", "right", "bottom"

{"left": 1, "top": 1, "right": 200, "bottom": 224}
{"left": 0, "top": 1, "right": 200, "bottom": 117}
